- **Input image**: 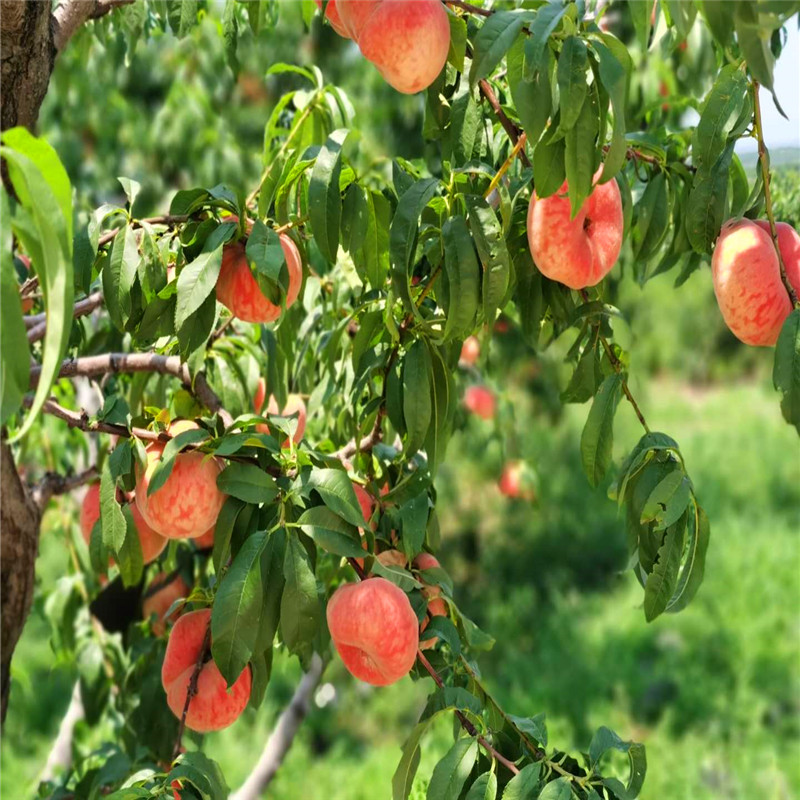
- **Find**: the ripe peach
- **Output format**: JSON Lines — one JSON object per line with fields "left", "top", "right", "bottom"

{"left": 314, "top": 0, "right": 350, "bottom": 37}
{"left": 464, "top": 385, "right": 496, "bottom": 420}
{"left": 135, "top": 421, "right": 227, "bottom": 540}
{"left": 216, "top": 236, "right": 303, "bottom": 324}
{"left": 143, "top": 573, "right": 191, "bottom": 636}
{"left": 459, "top": 336, "right": 480, "bottom": 367}
{"left": 326, "top": 578, "right": 419, "bottom": 685}
{"left": 80, "top": 483, "right": 101, "bottom": 543}
{"left": 527, "top": 173, "right": 623, "bottom": 289}
{"left": 413, "top": 554, "right": 447, "bottom": 651}
{"left": 255, "top": 393, "right": 307, "bottom": 446}
{"left": 253, "top": 377, "right": 267, "bottom": 417}
{"left": 498, "top": 461, "right": 536, "bottom": 502}
{"left": 353, "top": 483, "right": 376, "bottom": 527}
{"left": 711, "top": 218, "right": 800, "bottom": 346}
{"left": 356, "top": 0, "right": 450, "bottom": 94}
{"left": 161, "top": 609, "right": 251, "bottom": 732}
{"left": 337, "top": 0, "right": 382, "bottom": 40}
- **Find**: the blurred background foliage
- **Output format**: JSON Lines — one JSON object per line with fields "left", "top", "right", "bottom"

{"left": 3, "top": 2, "right": 799, "bottom": 799}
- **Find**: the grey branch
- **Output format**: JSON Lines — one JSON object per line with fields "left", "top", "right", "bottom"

{"left": 231, "top": 654, "right": 325, "bottom": 800}
{"left": 31, "top": 465, "right": 99, "bottom": 510}
{"left": 53, "top": 0, "right": 136, "bottom": 52}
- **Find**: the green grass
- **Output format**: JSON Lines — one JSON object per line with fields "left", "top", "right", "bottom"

{"left": 3, "top": 378, "right": 798, "bottom": 800}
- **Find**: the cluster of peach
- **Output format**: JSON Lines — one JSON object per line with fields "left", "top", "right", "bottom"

{"left": 524, "top": 171, "right": 800, "bottom": 349}
{"left": 315, "top": 0, "right": 450, "bottom": 94}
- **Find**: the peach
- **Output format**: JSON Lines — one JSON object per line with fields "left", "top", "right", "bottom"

{"left": 161, "top": 609, "right": 251, "bottom": 732}
{"left": 143, "top": 573, "right": 191, "bottom": 636}
{"left": 459, "top": 336, "right": 480, "bottom": 367}
{"left": 711, "top": 218, "right": 800, "bottom": 346}
{"left": 314, "top": 0, "right": 351, "bottom": 37}
{"left": 353, "top": 483, "right": 376, "bottom": 527}
{"left": 498, "top": 461, "right": 536, "bottom": 502}
{"left": 356, "top": 0, "right": 450, "bottom": 94}
{"left": 527, "top": 173, "right": 623, "bottom": 289}
{"left": 327, "top": 578, "right": 419, "bottom": 685}
{"left": 135, "top": 421, "right": 227, "bottom": 540}
{"left": 80, "top": 483, "right": 101, "bottom": 543}
{"left": 216, "top": 236, "right": 303, "bottom": 324}
{"left": 255, "top": 393, "right": 307, "bottom": 446}
{"left": 253, "top": 377, "right": 267, "bottom": 418}
{"left": 413, "top": 554, "right": 447, "bottom": 651}
{"left": 464, "top": 385, "right": 496, "bottom": 420}
{"left": 337, "top": 0, "right": 382, "bottom": 40}
{"left": 376, "top": 549, "right": 407, "bottom": 569}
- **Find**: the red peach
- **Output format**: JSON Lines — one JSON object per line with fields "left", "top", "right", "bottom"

{"left": 80, "top": 483, "right": 101, "bottom": 543}
{"left": 326, "top": 578, "right": 419, "bottom": 686}
{"left": 314, "top": 0, "right": 351, "bottom": 37}
{"left": 355, "top": 0, "right": 450, "bottom": 94}
{"left": 253, "top": 377, "right": 267, "bottom": 416}
{"left": 337, "top": 0, "right": 382, "bottom": 40}
{"left": 527, "top": 172, "right": 623, "bottom": 289}
{"left": 161, "top": 609, "right": 251, "bottom": 732}
{"left": 711, "top": 218, "right": 800, "bottom": 346}
{"left": 459, "top": 336, "right": 480, "bottom": 367}
{"left": 143, "top": 573, "right": 191, "bottom": 636}
{"left": 498, "top": 460, "right": 536, "bottom": 502}
{"left": 413, "top": 554, "right": 447, "bottom": 650}
{"left": 463, "top": 385, "right": 496, "bottom": 420}
{"left": 135, "top": 421, "right": 227, "bottom": 539}
{"left": 216, "top": 236, "right": 303, "bottom": 324}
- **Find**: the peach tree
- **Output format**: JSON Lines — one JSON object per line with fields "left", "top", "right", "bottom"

{"left": 1, "top": 1, "right": 799, "bottom": 799}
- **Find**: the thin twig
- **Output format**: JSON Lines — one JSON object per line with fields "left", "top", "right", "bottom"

{"left": 97, "top": 214, "right": 189, "bottom": 249}
{"left": 26, "top": 292, "right": 105, "bottom": 344}
{"left": 31, "top": 465, "right": 99, "bottom": 509}
{"left": 172, "top": 620, "right": 212, "bottom": 760}
{"left": 332, "top": 407, "right": 386, "bottom": 461}
{"left": 478, "top": 79, "right": 532, "bottom": 168}
{"left": 751, "top": 80, "right": 799, "bottom": 307}
{"left": 445, "top": 0, "right": 493, "bottom": 18}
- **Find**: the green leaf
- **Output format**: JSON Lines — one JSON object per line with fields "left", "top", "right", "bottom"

{"left": 633, "top": 173, "right": 670, "bottom": 261}
{"left": 441, "top": 216, "right": 480, "bottom": 342}
{"left": 217, "top": 463, "right": 279, "bottom": 505}
{"left": 643, "top": 511, "right": 687, "bottom": 621}
{"left": 360, "top": 189, "right": 391, "bottom": 290}
{"left": 580, "top": 373, "right": 623, "bottom": 487}
{"left": 309, "top": 128, "right": 348, "bottom": 263}
{"left": 639, "top": 469, "right": 691, "bottom": 530}
{"left": 532, "top": 137, "right": 566, "bottom": 199}
{"left": 169, "top": 751, "right": 229, "bottom": 800}
{"left": 1, "top": 130, "right": 74, "bottom": 442}
{"left": 508, "top": 34, "right": 552, "bottom": 147}
{"left": 400, "top": 493, "right": 429, "bottom": 561}
{"left": 589, "top": 36, "right": 631, "bottom": 182}
{"left": 588, "top": 726, "right": 646, "bottom": 799}
{"left": 426, "top": 736, "right": 478, "bottom": 800}
{"left": 425, "top": 344, "right": 454, "bottom": 476}
{"left": 371, "top": 559, "right": 422, "bottom": 591}
{"left": 629, "top": 0, "right": 652, "bottom": 52}
{"left": 403, "top": 339, "right": 433, "bottom": 455}
{"left": 424, "top": 687, "right": 483, "bottom": 719}
{"left": 465, "top": 196, "right": 510, "bottom": 326}
{"left": 175, "top": 246, "right": 223, "bottom": 331}
{"left": 302, "top": 468, "right": 368, "bottom": 528}
{"left": 734, "top": 1, "right": 775, "bottom": 92}
{"left": 501, "top": 763, "right": 541, "bottom": 799}
{"left": 667, "top": 502, "right": 710, "bottom": 614}
{"left": 341, "top": 183, "right": 369, "bottom": 255}
{"left": 773, "top": 309, "right": 800, "bottom": 435}
{"left": 557, "top": 36, "right": 589, "bottom": 132}
{"left": 103, "top": 226, "right": 138, "bottom": 330}
{"left": 297, "top": 506, "right": 364, "bottom": 557}
{"left": 212, "top": 530, "right": 266, "bottom": 685}
{"left": 697, "top": 0, "right": 734, "bottom": 48}
{"left": 212, "top": 496, "right": 245, "bottom": 572}
{"left": 536, "top": 777, "right": 570, "bottom": 800}
{"left": 686, "top": 142, "right": 734, "bottom": 253}
{"left": 254, "top": 528, "right": 286, "bottom": 654}
{"left": 469, "top": 11, "right": 527, "bottom": 86}
{"left": 524, "top": 1, "right": 568, "bottom": 79}
{"left": 564, "top": 92, "right": 599, "bottom": 217}
{"left": 447, "top": 13, "right": 468, "bottom": 72}
{"left": 247, "top": 221, "right": 287, "bottom": 300}
{"left": 466, "top": 772, "right": 497, "bottom": 800}
{"left": 281, "top": 535, "right": 320, "bottom": 662}
{"left": 100, "top": 461, "right": 127, "bottom": 553}
{"left": 0, "top": 193, "right": 30, "bottom": 424}
{"left": 393, "top": 719, "right": 434, "bottom": 800}
{"left": 450, "top": 88, "right": 482, "bottom": 166}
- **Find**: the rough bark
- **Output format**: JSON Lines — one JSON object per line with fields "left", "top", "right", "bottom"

{"left": 0, "top": 0, "right": 56, "bottom": 133}
{"left": 0, "top": 437, "right": 42, "bottom": 723}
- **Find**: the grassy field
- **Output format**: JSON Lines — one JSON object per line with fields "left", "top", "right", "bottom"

{"left": 4, "top": 367, "right": 798, "bottom": 799}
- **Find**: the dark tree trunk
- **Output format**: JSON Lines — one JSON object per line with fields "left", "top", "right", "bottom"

{"left": 0, "top": 0, "right": 55, "bottom": 132}
{"left": 0, "top": 439, "right": 41, "bottom": 723}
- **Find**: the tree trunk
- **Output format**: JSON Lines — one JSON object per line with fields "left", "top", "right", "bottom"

{"left": 0, "top": 438, "right": 42, "bottom": 723}
{"left": 0, "top": 0, "right": 56, "bottom": 133}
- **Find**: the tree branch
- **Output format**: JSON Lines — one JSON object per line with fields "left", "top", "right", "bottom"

{"left": 26, "top": 292, "right": 105, "bottom": 344}
{"left": 31, "top": 465, "right": 99, "bottom": 510}
{"left": 28, "top": 352, "right": 231, "bottom": 425}
{"left": 332, "top": 407, "right": 386, "bottom": 461}
{"left": 477, "top": 79, "right": 532, "bottom": 168}
{"left": 230, "top": 655, "right": 326, "bottom": 800}
{"left": 53, "top": 0, "right": 135, "bottom": 52}
{"left": 38, "top": 682, "right": 84, "bottom": 783}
